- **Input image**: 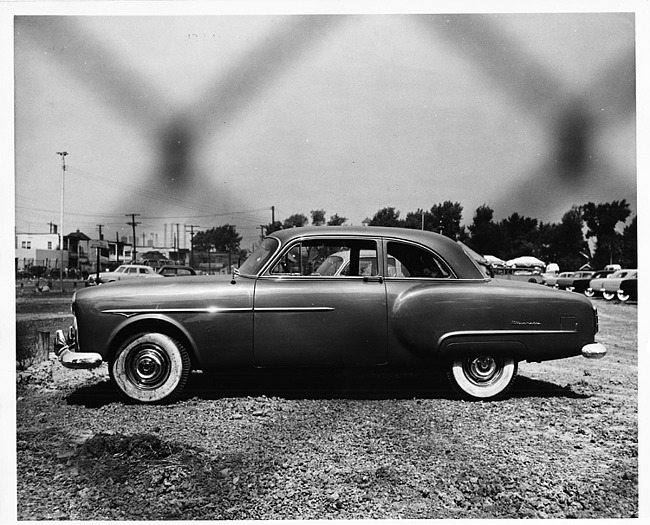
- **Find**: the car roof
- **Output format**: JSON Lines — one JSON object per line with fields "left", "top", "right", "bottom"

{"left": 267, "top": 226, "right": 484, "bottom": 279}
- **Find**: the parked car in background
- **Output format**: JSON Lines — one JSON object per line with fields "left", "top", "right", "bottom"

{"left": 86, "top": 264, "right": 164, "bottom": 286}
{"left": 572, "top": 269, "right": 616, "bottom": 295}
{"left": 491, "top": 266, "right": 545, "bottom": 284}
{"left": 586, "top": 269, "right": 636, "bottom": 299}
{"left": 158, "top": 265, "right": 198, "bottom": 277}
{"left": 555, "top": 270, "right": 595, "bottom": 291}
{"left": 55, "top": 226, "right": 606, "bottom": 404}
{"left": 595, "top": 270, "right": 637, "bottom": 301}
{"left": 543, "top": 271, "right": 574, "bottom": 288}
{"left": 617, "top": 276, "right": 638, "bottom": 303}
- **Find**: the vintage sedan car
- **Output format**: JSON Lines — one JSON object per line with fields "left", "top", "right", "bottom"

{"left": 543, "top": 271, "right": 573, "bottom": 287}
{"left": 586, "top": 269, "right": 636, "bottom": 299}
{"left": 597, "top": 270, "right": 637, "bottom": 301}
{"left": 572, "top": 269, "right": 615, "bottom": 295}
{"left": 157, "top": 265, "right": 198, "bottom": 277}
{"left": 86, "top": 264, "right": 164, "bottom": 285}
{"left": 491, "top": 266, "right": 545, "bottom": 284}
{"left": 617, "top": 276, "right": 638, "bottom": 303}
{"left": 54, "top": 226, "right": 606, "bottom": 404}
{"left": 555, "top": 270, "right": 594, "bottom": 291}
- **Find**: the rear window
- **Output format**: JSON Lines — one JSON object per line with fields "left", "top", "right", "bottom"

{"left": 386, "top": 241, "right": 452, "bottom": 278}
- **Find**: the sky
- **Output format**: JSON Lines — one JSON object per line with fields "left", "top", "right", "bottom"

{"left": 7, "top": 3, "right": 639, "bottom": 254}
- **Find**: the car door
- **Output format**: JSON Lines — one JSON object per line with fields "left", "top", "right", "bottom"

{"left": 253, "top": 237, "right": 387, "bottom": 367}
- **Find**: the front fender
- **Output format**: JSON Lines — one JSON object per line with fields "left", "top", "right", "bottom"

{"left": 104, "top": 313, "right": 199, "bottom": 364}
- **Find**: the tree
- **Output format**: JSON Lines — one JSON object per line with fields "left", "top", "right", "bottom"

{"left": 403, "top": 209, "right": 432, "bottom": 230}
{"left": 619, "top": 215, "right": 637, "bottom": 269}
{"left": 311, "top": 209, "right": 326, "bottom": 226}
{"left": 549, "top": 206, "right": 590, "bottom": 270}
{"left": 369, "top": 207, "right": 403, "bottom": 227}
{"left": 263, "top": 221, "right": 283, "bottom": 235}
{"left": 327, "top": 214, "right": 347, "bottom": 226}
{"left": 430, "top": 201, "right": 464, "bottom": 240}
{"left": 193, "top": 224, "right": 242, "bottom": 253}
{"left": 582, "top": 200, "right": 631, "bottom": 268}
{"left": 467, "top": 204, "right": 504, "bottom": 256}
{"left": 283, "top": 213, "right": 309, "bottom": 229}
{"left": 499, "top": 213, "right": 540, "bottom": 260}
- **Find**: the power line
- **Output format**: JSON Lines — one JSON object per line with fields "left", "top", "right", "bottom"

{"left": 64, "top": 164, "right": 272, "bottom": 220}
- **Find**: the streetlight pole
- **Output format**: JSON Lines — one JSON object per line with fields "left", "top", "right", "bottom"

{"left": 56, "top": 151, "right": 68, "bottom": 292}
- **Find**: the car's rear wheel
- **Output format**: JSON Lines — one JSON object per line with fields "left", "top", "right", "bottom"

{"left": 448, "top": 355, "right": 517, "bottom": 400}
{"left": 617, "top": 291, "right": 631, "bottom": 302}
{"left": 602, "top": 291, "right": 616, "bottom": 301}
{"left": 110, "top": 332, "right": 190, "bottom": 403}
{"left": 584, "top": 288, "right": 595, "bottom": 298}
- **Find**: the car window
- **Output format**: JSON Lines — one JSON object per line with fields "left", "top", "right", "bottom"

{"left": 386, "top": 241, "right": 452, "bottom": 278}
{"left": 315, "top": 255, "right": 345, "bottom": 276}
{"left": 239, "top": 238, "right": 279, "bottom": 276}
{"left": 270, "top": 239, "right": 378, "bottom": 277}
{"left": 127, "top": 267, "right": 138, "bottom": 274}
{"left": 139, "top": 268, "right": 148, "bottom": 274}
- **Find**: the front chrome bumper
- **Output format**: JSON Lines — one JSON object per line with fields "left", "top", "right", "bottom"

{"left": 581, "top": 342, "right": 607, "bottom": 359}
{"left": 54, "top": 328, "right": 103, "bottom": 369}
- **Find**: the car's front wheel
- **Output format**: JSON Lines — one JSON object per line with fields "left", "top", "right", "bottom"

{"left": 584, "top": 288, "right": 595, "bottom": 298}
{"left": 110, "top": 332, "right": 191, "bottom": 403}
{"left": 448, "top": 355, "right": 517, "bottom": 400}
{"left": 602, "top": 291, "right": 616, "bottom": 301}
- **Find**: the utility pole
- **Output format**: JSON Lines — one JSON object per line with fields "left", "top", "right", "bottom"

{"left": 186, "top": 225, "right": 200, "bottom": 268}
{"left": 56, "top": 151, "right": 68, "bottom": 292}
{"left": 271, "top": 205, "right": 275, "bottom": 224}
{"left": 116, "top": 232, "right": 120, "bottom": 264}
{"left": 96, "top": 224, "right": 104, "bottom": 240}
{"left": 126, "top": 213, "right": 141, "bottom": 262}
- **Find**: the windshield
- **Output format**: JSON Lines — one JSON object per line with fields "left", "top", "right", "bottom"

{"left": 114, "top": 266, "right": 127, "bottom": 273}
{"left": 238, "top": 238, "right": 279, "bottom": 276}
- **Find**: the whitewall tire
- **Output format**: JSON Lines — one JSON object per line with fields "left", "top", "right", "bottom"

{"left": 111, "top": 332, "right": 190, "bottom": 403}
{"left": 448, "top": 355, "right": 517, "bottom": 400}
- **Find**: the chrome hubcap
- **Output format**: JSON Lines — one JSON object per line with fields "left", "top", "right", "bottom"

{"left": 464, "top": 356, "right": 500, "bottom": 384}
{"left": 125, "top": 345, "right": 171, "bottom": 390}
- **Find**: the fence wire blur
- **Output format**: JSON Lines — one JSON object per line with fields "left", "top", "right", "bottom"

{"left": 14, "top": 14, "right": 636, "bottom": 248}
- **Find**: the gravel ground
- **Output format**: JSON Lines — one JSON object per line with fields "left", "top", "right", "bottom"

{"left": 13, "top": 292, "right": 638, "bottom": 519}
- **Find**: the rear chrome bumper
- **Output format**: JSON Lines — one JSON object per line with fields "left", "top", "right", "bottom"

{"left": 54, "top": 328, "right": 103, "bottom": 369}
{"left": 581, "top": 342, "right": 607, "bottom": 359}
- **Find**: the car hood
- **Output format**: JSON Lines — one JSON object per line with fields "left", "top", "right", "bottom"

{"left": 76, "top": 273, "right": 234, "bottom": 297}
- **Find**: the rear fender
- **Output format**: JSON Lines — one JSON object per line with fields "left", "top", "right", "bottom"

{"left": 439, "top": 337, "right": 528, "bottom": 360}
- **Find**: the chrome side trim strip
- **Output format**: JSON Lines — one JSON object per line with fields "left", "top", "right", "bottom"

{"left": 103, "top": 306, "right": 334, "bottom": 317}
{"left": 103, "top": 307, "right": 253, "bottom": 317}
{"left": 438, "top": 329, "right": 571, "bottom": 345}
{"left": 254, "top": 307, "right": 335, "bottom": 313}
